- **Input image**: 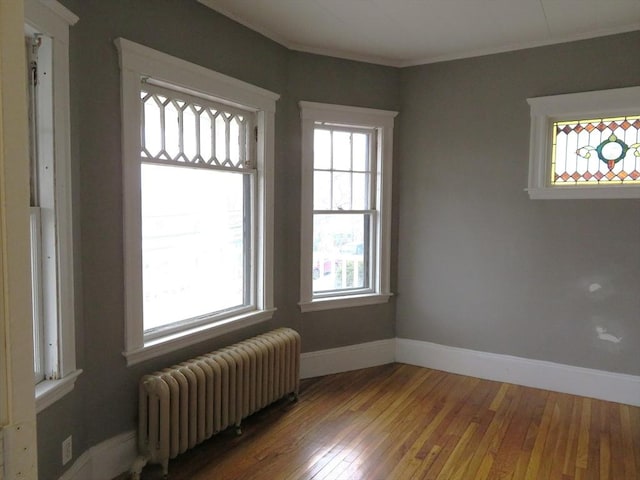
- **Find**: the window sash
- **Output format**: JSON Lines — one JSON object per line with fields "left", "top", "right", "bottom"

{"left": 140, "top": 82, "right": 256, "bottom": 171}
{"left": 311, "top": 123, "right": 377, "bottom": 297}
{"left": 312, "top": 211, "right": 376, "bottom": 297}
{"left": 312, "top": 126, "right": 376, "bottom": 212}
{"left": 141, "top": 168, "right": 256, "bottom": 340}
{"left": 139, "top": 84, "right": 258, "bottom": 340}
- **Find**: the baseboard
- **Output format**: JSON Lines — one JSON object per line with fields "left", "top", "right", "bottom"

{"left": 396, "top": 338, "right": 640, "bottom": 407}
{"left": 300, "top": 338, "right": 396, "bottom": 379}
{"left": 58, "top": 450, "right": 91, "bottom": 480}
{"left": 59, "top": 430, "right": 136, "bottom": 480}
{"left": 89, "top": 430, "right": 137, "bottom": 480}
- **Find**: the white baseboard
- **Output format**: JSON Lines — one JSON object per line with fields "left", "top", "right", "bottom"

{"left": 300, "top": 338, "right": 396, "bottom": 379}
{"left": 396, "top": 338, "right": 640, "bottom": 407}
{"left": 59, "top": 430, "right": 136, "bottom": 480}
{"left": 58, "top": 450, "right": 91, "bottom": 480}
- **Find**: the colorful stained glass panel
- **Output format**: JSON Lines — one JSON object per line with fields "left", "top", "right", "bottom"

{"left": 552, "top": 115, "right": 640, "bottom": 186}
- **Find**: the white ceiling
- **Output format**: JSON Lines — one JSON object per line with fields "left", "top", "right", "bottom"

{"left": 198, "top": 0, "right": 640, "bottom": 67}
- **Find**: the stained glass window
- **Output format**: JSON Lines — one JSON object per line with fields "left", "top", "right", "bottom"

{"left": 552, "top": 116, "right": 640, "bottom": 186}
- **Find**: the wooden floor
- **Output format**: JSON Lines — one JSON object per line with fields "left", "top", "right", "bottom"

{"left": 127, "top": 364, "right": 640, "bottom": 479}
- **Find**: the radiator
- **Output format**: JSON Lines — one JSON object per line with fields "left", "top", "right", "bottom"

{"left": 130, "top": 327, "right": 300, "bottom": 478}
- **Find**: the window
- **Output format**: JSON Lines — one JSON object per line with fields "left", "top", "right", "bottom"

{"left": 117, "top": 39, "right": 278, "bottom": 365}
{"left": 299, "top": 102, "right": 397, "bottom": 312}
{"left": 24, "top": 0, "right": 81, "bottom": 412}
{"left": 527, "top": 86, "right": 640, "bottom": 199}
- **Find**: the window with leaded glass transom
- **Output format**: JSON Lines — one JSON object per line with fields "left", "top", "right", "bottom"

{"left": 117, "top": 38, "right": 278, "bottom": 364}
{"left": 139, "top": 84, "right": 256, "bottom": 337}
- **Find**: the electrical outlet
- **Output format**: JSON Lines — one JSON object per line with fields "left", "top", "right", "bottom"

{"left": 62, "top": 435, "right": 72, "bottom": 465}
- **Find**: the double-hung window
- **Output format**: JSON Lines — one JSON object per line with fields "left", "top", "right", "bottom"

{"left": 299, "top": 102, "right": 397, "bottom": 312}
{"left": 25, "top": 0, "right": 80, "bottom": 412}
{"left": 117, "top": 39, "right": 278, "bottom": 364}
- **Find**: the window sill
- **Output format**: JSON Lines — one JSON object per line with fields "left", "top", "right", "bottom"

{"left": 299, "top": 293, "right": 392, "bottom": 313}
{"left": 35, "top": 369, "right": 82, "bottom": 413}
{"left": 527, "top": 186, "right": 640, "bottom": 200}
{"left": 123, "top": 308, "right": 276, "bottom": 366}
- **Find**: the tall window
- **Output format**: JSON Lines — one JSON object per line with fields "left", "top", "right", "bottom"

{"left": 299, "top": 102, "right": 397, "bottom": 312}
{"left": 140, "top": 85, "right": 255, "bottom": 338}
{"left": 25, "top": 0, "right": 80, "bottom": 412}
{"left": 117, "top": 39, "right": 278, "bottom": 364}
{"left": 312, "top": 126, "right": 375, "bottom": 294}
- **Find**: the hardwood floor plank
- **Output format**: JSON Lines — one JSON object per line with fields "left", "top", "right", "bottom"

{"left": 523, "top": 391, "right": 558, "bottom": 479}
{"left": 608, "top": 402, "right": 625, "bottom": 480}
{"left": 585, "top": 398, "right": 601, "bottom": 480}
{"left": 562, "top": 396, "right": 581, "bottom": 476}
{"left": 575, "top": 397, "right": 591, "bottom": 471}
{"left": 126, "top": 364, "right": 640, "bottom": 480}
{"left": 619, "top": 404, "right": 638, "bottom": 479}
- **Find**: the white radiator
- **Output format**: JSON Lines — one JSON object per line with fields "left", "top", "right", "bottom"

{"left": 130, "top": 327, "right": 300, "bottom": 478}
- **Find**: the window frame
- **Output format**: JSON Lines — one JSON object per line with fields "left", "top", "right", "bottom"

{"left": 299, "top": 101, "right": 397, "bottom": 312}
{"left": 527, "top": 86, "right": 640, "bottom": 200}
{"left": 24, "top": 0, "right": 81, "bottom": 412}
{"left": 116, "top": 38, "right": 278, "bottom": 365}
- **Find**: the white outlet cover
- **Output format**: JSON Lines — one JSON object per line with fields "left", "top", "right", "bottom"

{"left": 62, "top": 435, "right": 72, "bottom": 465}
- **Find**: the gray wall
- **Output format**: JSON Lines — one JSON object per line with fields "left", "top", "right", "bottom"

{"left": 396, "top": 32, "right": 640, "bottom": 376}
{"left": 39, "top": 1, "right": 399, "bottom": 478}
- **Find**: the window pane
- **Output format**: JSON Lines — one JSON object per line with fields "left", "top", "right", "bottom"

{"left": 332, "top": 131, "right": 351, "bottom": 170}
{"left": 314, "top": 129, "right": 331, "bottom": 170}
{"left": 165, "top": 101, "right": 181, "bottom": 160}
{"left": 332, "top": 171, "right": 351, "bottom": 210}
{"left": 352, "top": 172, "right": 369, "bottom": 210}
{"left": 183, "top": 105, "right": 198, "bottom": 160}
{"left": 141, "top": 163, "right": 247, "bottom": 332}
{"left": 552, "top": 116, "right": 640, "bottom": 185}
{"left": 199, "top": 109, "right": 212, "bottom": 162}
{"left": 230, "top": 116, "right": 241, "bottom": 165}
{"left": 215, "top": 114, "right": 227, "bottom": 164}
{"left": 314, "top": 171, "right": 331, "bottom": 210}
{"left": 313, "top": 213, "right": 369, "bottom": 293}
{"left": 352, "top": 133, "right": 369, "bottom": 171}
{"left": 143, "top": 94, "right": 162, "bottom": 157}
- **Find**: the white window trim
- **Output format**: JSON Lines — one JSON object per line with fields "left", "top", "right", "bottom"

{"left": 116, "top": 38, "right": 279, "bottom": 366}
{"left": 25, "top": 0, "right": 81, "bottom": 412}
{"left": 527, "top": 86, "right": 640, "bottom": 200}
{"left": 299, "top": 101, "right": 397, "bottom": 313}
